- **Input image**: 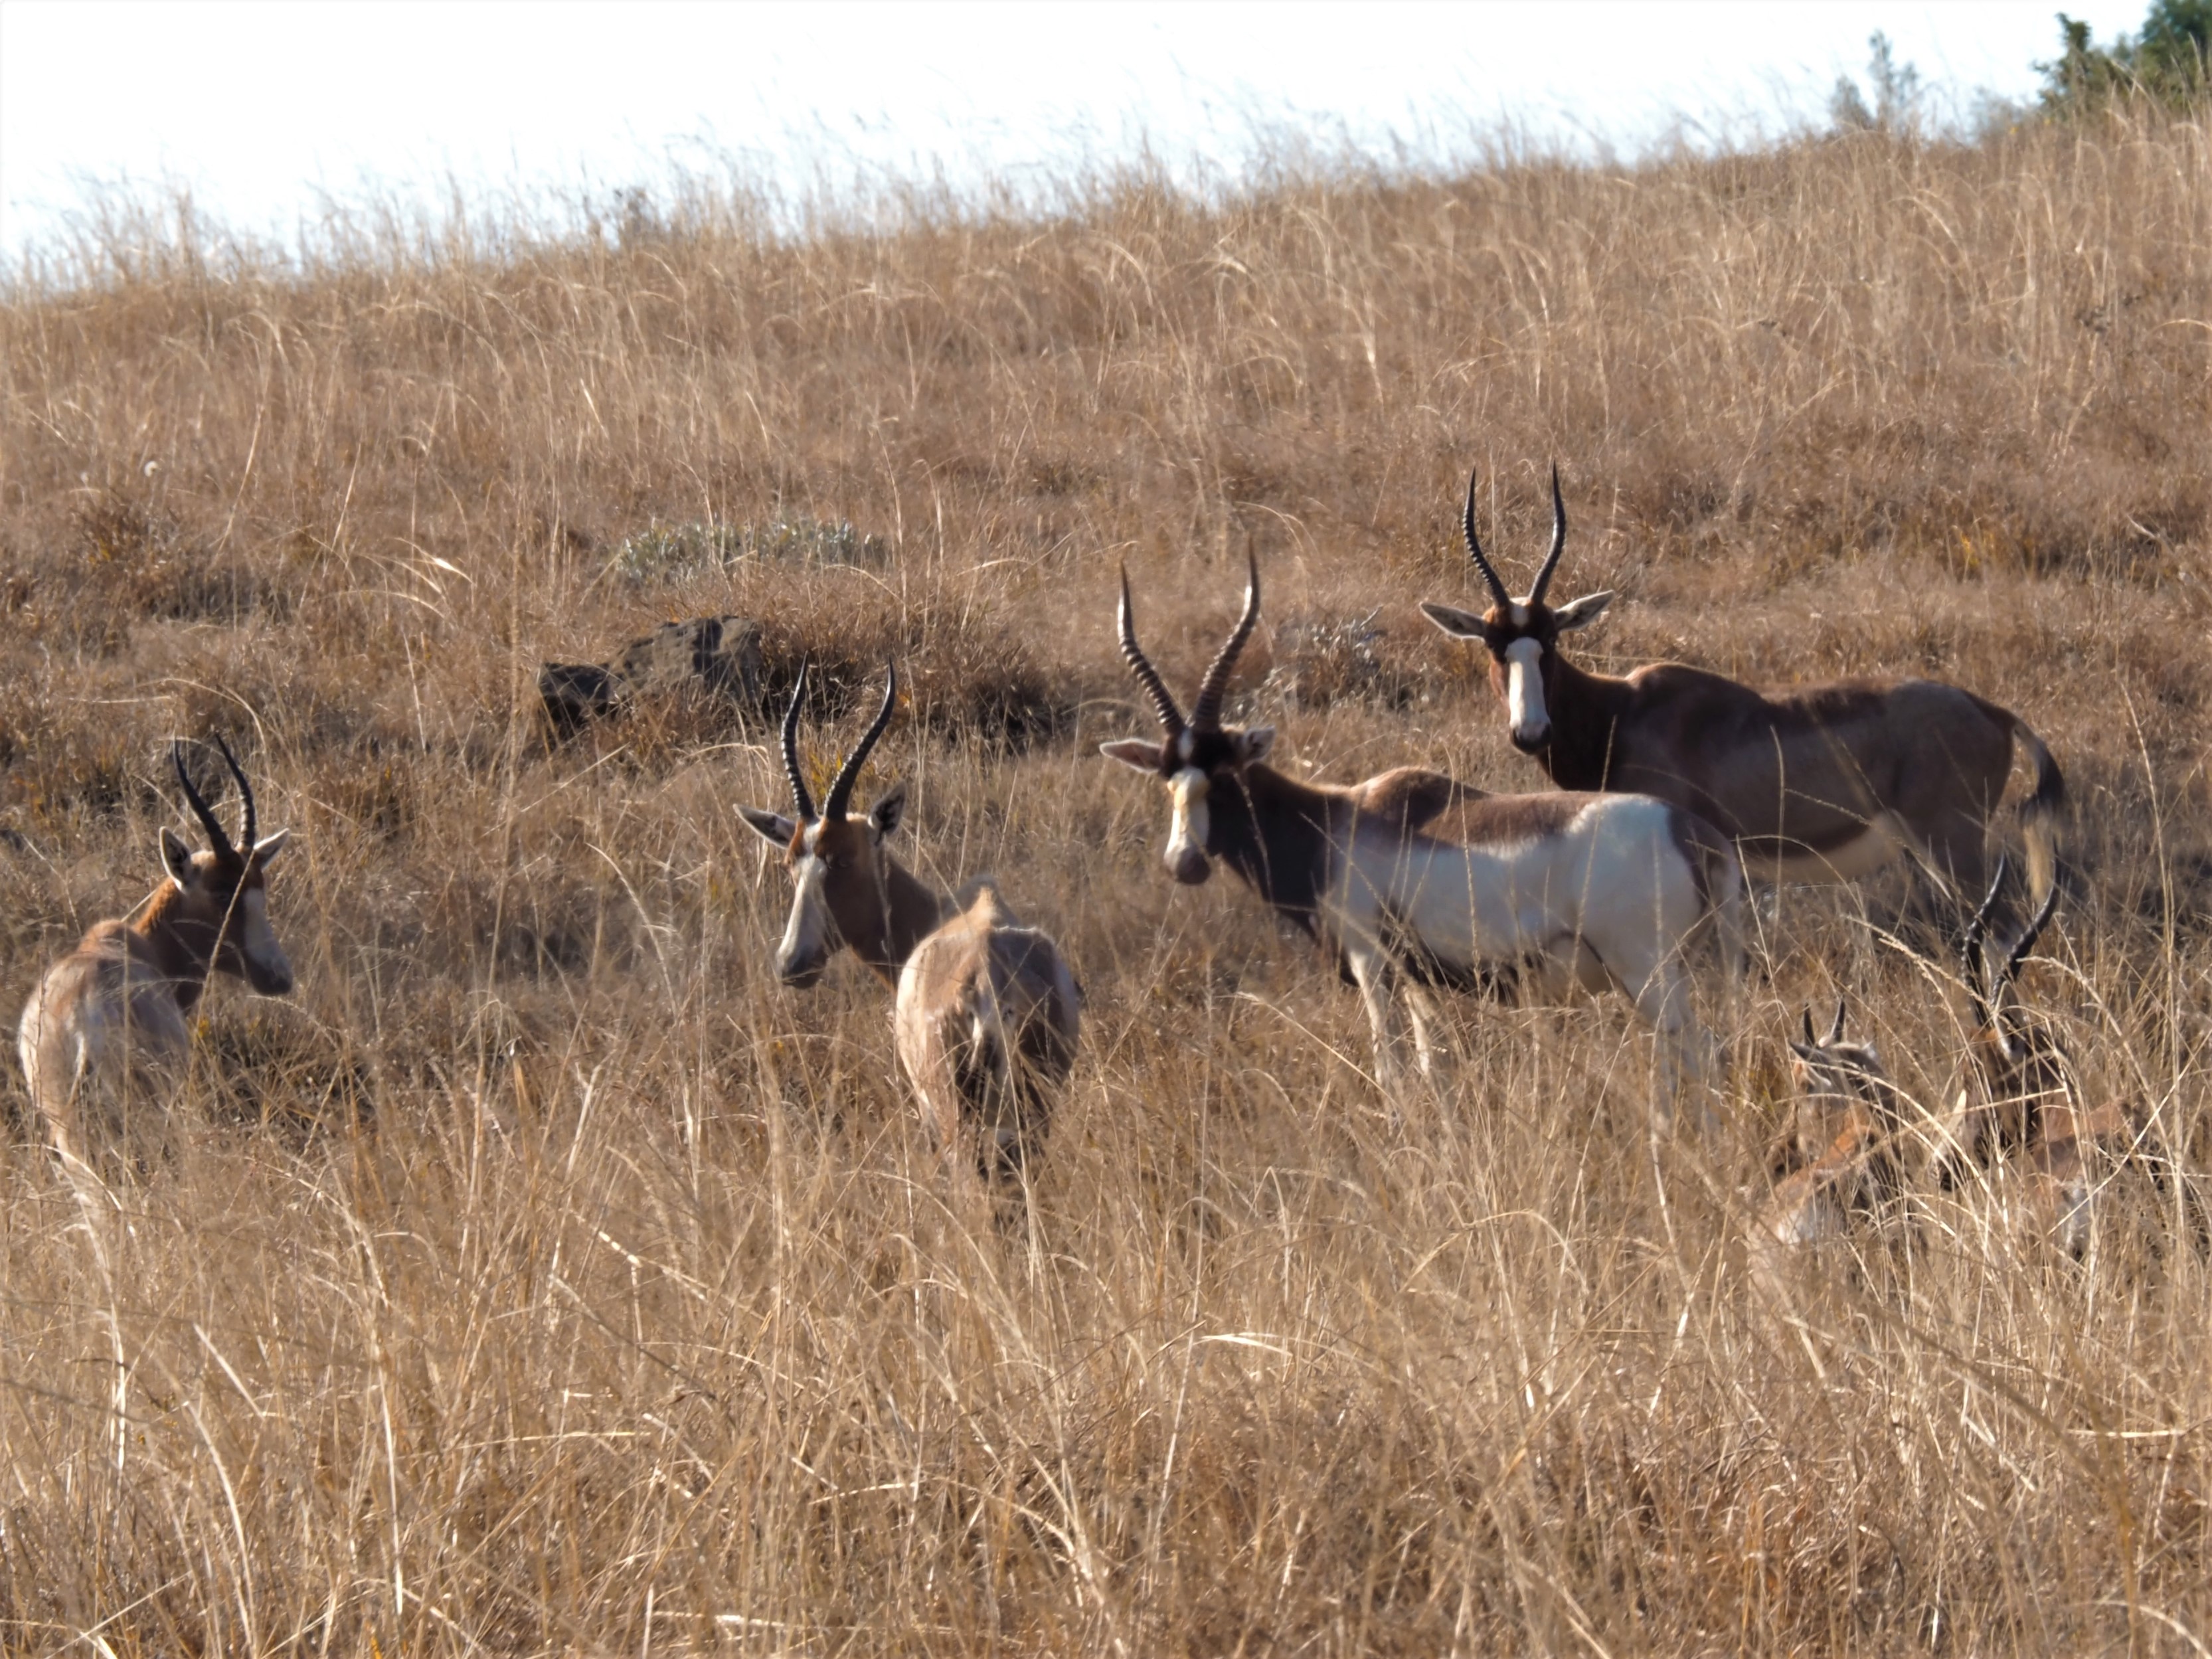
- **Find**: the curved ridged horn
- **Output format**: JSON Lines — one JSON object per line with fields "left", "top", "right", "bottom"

{"left": 1527, "top": 464, "right": 1569, "bottom": 606}
{"left": 1824, "top": 996, "right": 1847, "bottom": 1048}
{"left": 782, "top": 662, "right": 816, "bottom": 822}
{"left": 823, "top": 661, "right": 897, "bottom": 822}
{"left": 2002, "top": 880, "right": 2061, "bottom": 991}
{"left": 1118, "top": 565, "right": 1187, "bottom": 737}
{"left": 1962, "top": 854, "right": 2009, "bottom": 1008}
{"left": 214, "top": 733, "right": 256, "bottom": 858}
{"left": 172, "top": 739, "right": 238, "bottom": 863}
{"left": 1461, "top": 467, "right": 1511, "bottom": 610}
{"left": 1189, "top": 549, "right": 1260, "bottom": 733}
{"left": 1800, "top": 1007, "right": 1817, "bottom": 1047}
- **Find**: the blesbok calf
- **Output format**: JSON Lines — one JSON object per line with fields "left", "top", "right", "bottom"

{"left": 1100, "top": 557, "right": 1744, "bottom": 1110}
{"left": 1419, "top": 466, "right": 2065, "bottom": 912}
{"left": 17, "top": 739, "right": 294, "bottom": 1176}
{"left": 737, "top": 665, "right": 1080, "bottom": 1178}
{"left": 1757, "top": 1000, "right": 1913, "bottom": 1249}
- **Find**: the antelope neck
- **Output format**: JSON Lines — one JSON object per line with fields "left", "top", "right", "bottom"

{"left": 846, "top": 855, "right": 952, "bottom": 986}
{"left": 129, "top": 879, "right": 228, "bottom": 1011}
{"left": 1203, "top": 762, "right": 1335, "bottom": 929}
{"left": 1523, "top": 652, "right": 1632, "bottom": 790}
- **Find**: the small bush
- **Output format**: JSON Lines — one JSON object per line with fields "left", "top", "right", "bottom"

{"left": 610, "top": 513, "right": 890, "bottom": 583}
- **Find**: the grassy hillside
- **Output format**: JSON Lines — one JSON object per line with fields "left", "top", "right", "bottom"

{"left": 3, "top": 106, "right": 2211, "bottom": 1652}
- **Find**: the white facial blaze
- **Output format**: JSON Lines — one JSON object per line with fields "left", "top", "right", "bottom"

{"left": 240, "top": 888, "right": 292, "bottom": 984}
{"left": 1504, "top": 636, "right": 1548, "bottom": 743}
{"left": 779, "top": 826, "right": 831, "bottom": 974}
{"left": 1166, "top": 767, "right": 1210, "bottom": 871}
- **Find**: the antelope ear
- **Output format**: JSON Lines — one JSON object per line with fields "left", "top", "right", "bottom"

{"left": 1553, "top": 590, "right": 1614, "bottom": 632}
{"left": 250, "top": 828, "right": 292, "bottom": 867}
{"left": 1234, "top": 726, "right": 1276, "bottom": 764}
{"left": 1098, "top": 739, "right": 1163, "bottom": 773}
{"left": 869, "top": 782, "right": 907, "bottom": 837}
{"left": 737, "top": 806, "right": 798, "bottom": 846}
{"left": 159, "top": 827, "right": 197, "bottom": 884}
{"left": 1419, "top": 601, "right": 1487, "bottom": 640}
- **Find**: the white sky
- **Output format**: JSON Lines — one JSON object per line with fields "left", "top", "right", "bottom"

{"left": 0, "top": 1, "right": 2147, "bottom": 256}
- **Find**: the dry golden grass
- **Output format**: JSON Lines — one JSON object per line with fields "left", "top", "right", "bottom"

{"left": 3, "top": 107, "right": 2211, "bottom": 1652}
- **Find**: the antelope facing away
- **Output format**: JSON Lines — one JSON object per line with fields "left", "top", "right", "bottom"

{"left": 1420, "top": 466, "right": 2065, "bottom": 915}
{"left": 737, "top": 665, "right": 1080, "bottom": 1179}
{"left": 17, "top": 739, "right": 294, "bottom": 1178}
{"left": 1101, "top": 557, "right": 1745, "bottom": 1111}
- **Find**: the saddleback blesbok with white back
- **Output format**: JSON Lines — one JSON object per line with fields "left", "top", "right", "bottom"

{"left": 17, "top": 737, "right": 294, "bottom": 1177}
{"left": 1420, "top": 465, "right": 2065, "bottom": 914}
{"left": 1102, "top": 556, "right": 1744, "bottom": 1108}
{"left": 738, "top": 664, "right": 1080, "bottom": 1178}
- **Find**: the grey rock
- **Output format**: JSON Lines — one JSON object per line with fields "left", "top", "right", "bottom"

{"left": 612, "top": 616, "right": 763, "bottom": 700}
{"left": 540, "top": 616, "right": 764, "bottom": 738}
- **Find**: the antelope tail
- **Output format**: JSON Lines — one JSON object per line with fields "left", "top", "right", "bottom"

{"left": 2011, "top": 719, "right": 2066, "bottom": 909}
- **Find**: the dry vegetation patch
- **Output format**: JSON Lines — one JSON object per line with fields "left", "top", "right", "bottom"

{"left": 1, "top": 110, "right": 2211, "bottom": 1650}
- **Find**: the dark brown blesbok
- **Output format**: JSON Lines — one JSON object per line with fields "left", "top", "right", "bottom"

{"left": 1101, "top": 557, "right": 1744, "bottom": 1113}
{"left": 1419, "top": 466, "right": 2065, "bottom": 916}
{"left": 17, "top": 739, "right": 294, "bottom": 1178}
{"left": 736, "top": 665, "right": 1080, "bottom": 1179}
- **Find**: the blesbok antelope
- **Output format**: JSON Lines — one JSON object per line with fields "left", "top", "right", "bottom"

{"left": 1419, "top": 466, "right": 2065, "bottom": 913}
{"left": 1936, "top": 857, "right": 2126, "bottom": 1255}
{"left": 1100, "top": 557, "right": 1745, "bottom": 1110}
{"left": 737, "top": 664, "right": 1080, "bottom": 1178}
{"left": 1756, "top": 1000, "right": 1913, "bottom": 1249}
{"left": 17, "top": 739, "right": 294, "bottom": 1176}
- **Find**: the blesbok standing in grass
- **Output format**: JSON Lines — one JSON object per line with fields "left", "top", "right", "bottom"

{"left": 738, "top": 664, "right": 1080, "bottom": 1180}
{"left": 1100, "top": 556, "right": 1744, "bottom": 1112}
{"left": 1419, "top": 465, "right": 2065, "bottom": 917}
{"left": 17, "top": 738, "right": 294, "bottom": 1178}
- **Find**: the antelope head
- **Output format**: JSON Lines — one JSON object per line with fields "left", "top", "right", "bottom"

{"left": 1418, "top": 465, "right": 1612, "bottom": 754}
{"left": 737, "top": 663, "right": 904, "bottom": 988}
{"left": 1779, "top": 995, "right": 1916, "bottom": 1211}
{"left": 1100, "top": 554, "right": 1269, "bottom": 885}
{"left": 1785, "top": 998, "right": 1900, "bottom": 1141}
{"left": 163, "top": 737, "right": 294, "bottom": 995}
